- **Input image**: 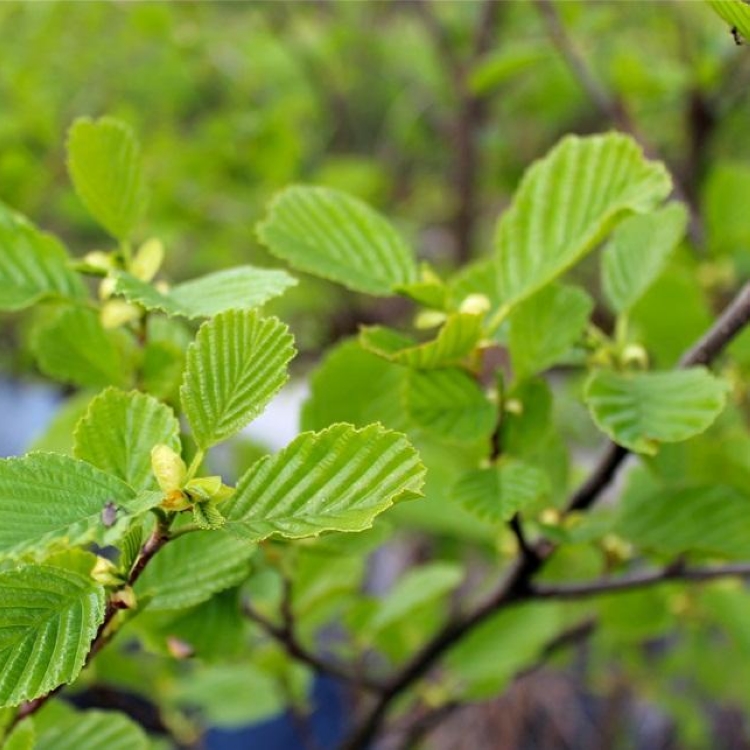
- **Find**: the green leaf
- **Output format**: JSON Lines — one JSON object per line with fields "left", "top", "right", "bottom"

{"left": 403, "top": 368, "right": 496, "bottom": 443}
{"left": 703, "top": 163, "right": 750, "bottom": 257}
{"left": 495, "top": 133, "right": 671, "bottom": 309}
{"left": 74, "top": 388, "right": 181, "bottom": 493}
{"left": 708, "top": 0, "right": 750, "bottom": 40}
{"left": 113, "top": 266, "right": 297, "bottom": 319}
{"left": 181, "top": 310, "right": 295, "bottom": 449}
{"left": 0, "top": 561, "right": 105, "bottom": 707}
{"left": 302, "top": 339, "right": 409, "bottom": 432}
{"left": 508, "top": 283, "right": 593, "bottom": 379}
{"left": 258, "top": 185, "right": 417, "bottom": 296}
{"left": 585, "top": 368, "right": 728, "bottom": 455}
{"left": 360, "top": 313, "right": 483, "bottom": 369}
{"left": 371, "top": 562, "right": 463, "bottom": 632}
{"left": 33, "top": 307, "right": 134, "bottom": 389}
{"left": 134, "top": 531, "right": 254, "bottom": 610}
{"left": 66, "top": 116, "right": 146, "bottom": 240}
{"left": 3, "top": 719, "right": 34, "bottom": 750}
{"left": 602, "top": 203, "right": 688, "bottom": 313}
{"left": 28, "top": 391, "right": 94, "bottom": 456}
{"left": 453, "top": 459, "right": 549, "bottom": 523}
{"left": 618, "top": 484, "right": 750, "bottom": 559}
{"left": 0, "top": 203, "right": 85, "bottom": 311}
{"left": 224, "top": 423, "right": 425, "bottom": 541}
{"left": 36, "top": 709, "right": 148, "bottom": 750}
{"left": 193, "top": 501, "right": 226, "bottom": 530}
{"left": 0, "top": 453, "right": 138, "bottom": 558}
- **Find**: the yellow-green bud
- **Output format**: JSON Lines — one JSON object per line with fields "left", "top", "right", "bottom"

{"left": 131, "top": 238, "right": 164, "bottom": 282}
{"left": 101, "top": 300, "right": 141, "bottom": 329}
{"left": 459, "top": 293, "right": 491, "bottom": 316}
{"left": 91, "top": 556, "right": 123, "bottom": 587}
{"left": 151, "top": 444, "right": 187, "bottom": 494}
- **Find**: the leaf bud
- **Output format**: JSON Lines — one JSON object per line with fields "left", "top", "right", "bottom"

{"left": 151, "top": 444, "right": 187, "bottom": 494}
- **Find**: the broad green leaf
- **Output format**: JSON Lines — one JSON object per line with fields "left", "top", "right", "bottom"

{"left": 360, "top": 313, "right": 483, "bottom": 369}
{"left": 703, "top": 162, "right": 750, "bottom": 258}
{"left": 66, "top": 116, "right": 146, "bottom": 240}
{"left": 448, "top": 259, "right": 501, "bottom": 311}
{"left": 403, "top": 368, "right": 496, "bottom": 443}
{"left": 0, "top": 562, "right": 105, "bottom": 706}
{"left": 181, "top": 310, "right": 295, "bottom": 448}
{"left": 0, "top": 203, "right": 84, "bottom": 311}
{"left": 495, "top": 133, "right": 671, "bottom": 309}
{"left": 0, "top": 452, "right": 137, "bottom": 558}
{"left": 371, "top": 562, "right": 463, "bottom": 631}
{"left": 74, "top": 388, "right": 181, "bottom": 492}
{"left": 585, "top": 368, "right": 728, "bottom": 455}
{"left": 113, "top": 266, "right": 297, "bottom": 319}
{"left": 508, "top": 283, "right": 593, "bottom": 379}
{"left": 618, "top": 484, "right": 750, "bottom": 559}
{"left": 708, "top": 0, "right": 750, "bottom": 40}
{"left": 3, "top": 719, "right": 34, "bottom": 750}
{"left": 33, "top": 307, "right": 134, "bottom": 389}
{"left": 36, "top": 709, "right": 148, "bottom": 750}
{"left": 302, "top": 339, "right": 408, "bottom": 432}
{"left": 447, "top": 602, "right": 562, "bottom": 699}
{"left": 602, "top": 203, "right": 688, "bottom": 313}
{"left": 453, "top": 459, "right": 549, "bottom": 523}
{"left": 258, "top": 185, "right": 417, "bottom": 296}
{"left": 134, "top": 531, "right": 254, "bottom": 610}
{"left": 224, "top": 423, "right": 425, "bottom": 541}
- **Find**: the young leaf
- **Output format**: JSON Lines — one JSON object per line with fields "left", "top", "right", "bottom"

{"left": 0, "top": 203, "right": 85, "bottom": 311}
{"left": 0, "top": 562, "right": 105, "bottom": 707}
{"left": 585, "top": 368, "right": 728, "bottom": 455}
{"left": 258, "top": 185, "right": 417, "bottom": 296}
{"left": 3, "top": 719, "right": 34, "bottom": 750}
{"left": 403, "top": 368, "right": 497, "bottom": 443}
{"left": 113, "top": 266, "right": 297, "bottom": 319}
{"left": 223, "top": 423, "right": 425, "bottom": 541}
{"left": 0, "top": 453, "right": 138, "bottom": 558}
{"left": 602, "top": 203, "right": 688, "bottom": 313}
{"left": 453, "top": 459, "right": 549, "bottom": 523}
{"left": 508, "top": 283, "right": 593, "bottom": 379}
{"left": 66, "top": 116, "right": 146, "bottom": 240}
{"left": 181, "top": 310, "right": 295, "bottom": 449}
{"left": 74, "top": 388, "right": 181, "bottom": 492}
{"left": 360, "top": 313, "right": 483, "bottom": 369}
{"left": 33, "top": 307, "right": 134, "bottom": 389}
{"left": 36, "top": 709, "right": 149, "bottom": 750}
{"left": 134, "top": 532, "right": 254, "bottom": 610}
{"left": 708, "top": 0, "right": 750, "bottom": 40}
{"left": 495, "top": 133, "right": 671, "bottom": 309}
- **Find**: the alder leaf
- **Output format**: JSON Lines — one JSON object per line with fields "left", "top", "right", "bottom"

{"left": 36, "top": 709, "right": 149, "bottom": 750}
{"left": 0, "top": 561, "right": 105, "bottom": 707}
{"left": 258, "top": 185, "right": 417, "bottom": 296}
{"left": 74, "top": 388, "right": 181, "bottom": 492}
{"left": 708, "top": 0, "right": 750, "bottom": 40}
{"left": 113, "top": 266, "right": 297, "bottom": 319}
{"left": 223, "top": 423, "right": 425, "bottom": 541}
{"left": 66, "top": 116, "right": 146, "bottom": 240}
{"left": 495, "top": 133, "right": 671, "bottom": 309}
{"left": 585, "top": 368, "right": 728, "bottom": 455}
{"left": 181, "top": 310, "right": 296, "bottom": 449}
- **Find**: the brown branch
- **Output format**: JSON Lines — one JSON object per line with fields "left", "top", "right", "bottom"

{"left": 243, "top": 584, "right": 386, "bottom": 695}
{"left": 337, "top": 280, "right": 750, "bottom": 750}
{"left": 10, "top": 517, "right": 173, "bottom": 730}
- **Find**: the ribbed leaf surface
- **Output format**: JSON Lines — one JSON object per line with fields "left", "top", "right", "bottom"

{"left": 618, "top": 484, "right": 750, "bottom": 559}
{"left": 585, "top": 368, "right": 728, "bottom": 455}
{"left": 0, "top": 453, "right": 137, "bottom": 557}
{"left": 33, "top": 307, "right": 133, "bottom": 389}
{"left": 0, "top": 203, "right": 84, "bottom": 311}
{"left": 258, "top": 185, "right": 417, "bottom": 296}
{"left": 360, "top": 313, "right": 483, "bottom": 369}
{"left": 134, "top": 531, "right": 254, "bottom": 610}
{"left": 36, "top": 710, "right": 149, "bottom": 750}
{"left": 509, "top": 283, "right": 593, "bottom": 379}
{"left": 453, "top": 459, "right": 548, "bottom": 523}
{"left": 403, "top": 368, "right": 496, "bottom": 443}
{"left": 224, "top": 423, "right": 425, "bottom": 541}
{"left": 74, "top": 388, "right": 181, "bottom": 492}
{"left": 0, "top": 563, "right": 105, "bottom": 706}
{"left": 181, "top": 310, "right": 295, "bottom": 449}
{"left": 708, "top": 0, "right": 750, "bottom": 39}
{"left": 602, "top": 203, "right": 687, "bottom": 313}
{"left": 495, "top": 133, "right": 671, "bottom": 309}
{"left": 113, "top": 266, "right": 297, "bottom": 319}
{"left": 66, "top": 117, "right": 146, "bottom": 240}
